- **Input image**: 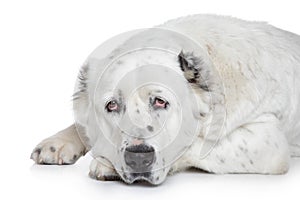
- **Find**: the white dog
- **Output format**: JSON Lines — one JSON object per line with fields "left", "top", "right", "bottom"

{"left": 31, "top": 15, "right": 300, "bottom": 185}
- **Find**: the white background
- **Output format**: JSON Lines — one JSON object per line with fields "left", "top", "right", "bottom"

{"left": 1, "top": 0, "right": 300, "bottom": 199}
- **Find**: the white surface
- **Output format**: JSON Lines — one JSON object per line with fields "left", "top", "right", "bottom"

{"left": 0, "top": 0, "right": 300, "bottom": 199}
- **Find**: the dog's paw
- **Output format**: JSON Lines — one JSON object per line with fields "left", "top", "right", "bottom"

{"left": 89, "top": 157, "right": 120, "bottom": 181}
{"left": 30, "top": 136, "right": 86, "bottom": 165}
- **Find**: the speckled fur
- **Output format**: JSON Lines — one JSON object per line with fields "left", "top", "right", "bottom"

{"left": 31, "top": 15, "right": 300, "bottom": 184}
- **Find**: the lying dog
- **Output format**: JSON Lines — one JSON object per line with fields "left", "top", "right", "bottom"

{"left": 31, "top": 14, "right": 300, "bottom": 185}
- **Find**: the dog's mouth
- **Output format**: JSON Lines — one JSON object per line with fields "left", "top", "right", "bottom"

{"left": 120, "top": 171, "right": 155, "bottom": 184}
{"left": 118, "top": 166, "right": 170, "bottom": 185}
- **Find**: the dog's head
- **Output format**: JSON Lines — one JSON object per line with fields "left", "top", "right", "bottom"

{"left": 73, "top": 29, "right": 222, "bottom": 185}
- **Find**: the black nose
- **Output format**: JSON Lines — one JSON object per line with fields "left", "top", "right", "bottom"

{"left": 124, "top": 144, "right": 155, "bottom": 172}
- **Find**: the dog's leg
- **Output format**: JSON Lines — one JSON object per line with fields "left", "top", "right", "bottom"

{"left": 171, "top": 114, "right": 290, "bottom": 174}
{"left": 89, "top": 157, "right": 120, "bottom": 181}
{"left": 31, "top": 124, "right": 87, "bottom": 165}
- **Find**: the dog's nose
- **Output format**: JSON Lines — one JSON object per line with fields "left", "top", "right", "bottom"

{"left": 124, "top": 144, "right": 155, "bottom": 172}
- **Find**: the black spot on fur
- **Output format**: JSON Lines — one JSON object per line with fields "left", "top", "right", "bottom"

{"left": 74, "top": 154, "right": 78, "bottom": 160}
{"left": 50, "top": 146, "right": 56, "bottom": 152}
{"left": 249, "top": 159, "right": 254, "bottom": 165}
{"left": 238, "top": 146, "right": 244, "bottom": 151}
{"left": 200, "top": 112, "right": 206, "bottom": 117}
{"left": 147, "top": 125, "right": 154, "bottom": 132}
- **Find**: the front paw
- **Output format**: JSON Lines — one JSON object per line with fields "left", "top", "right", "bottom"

{"left": 31, "top": 137, "right": 85, "bottom": 165}
{"left": 89, "top": 157, "right": 120, "bottom": 181}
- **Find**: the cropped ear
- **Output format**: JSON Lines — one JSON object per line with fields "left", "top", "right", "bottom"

{"left": 178, "top": 51, "right": 211, "bottom": 92}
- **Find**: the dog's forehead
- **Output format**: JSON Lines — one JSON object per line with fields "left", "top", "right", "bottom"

{"left": 96, "top": 49, "right": 182, "bottom": 93}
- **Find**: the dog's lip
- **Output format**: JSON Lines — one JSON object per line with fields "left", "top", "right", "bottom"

{"left": 121, "top": 172, "right": 154, "bottom": 184}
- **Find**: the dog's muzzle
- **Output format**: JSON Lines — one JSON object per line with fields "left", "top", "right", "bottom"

{"left": 124, "top": 144, "right": 156, "bottom": 172}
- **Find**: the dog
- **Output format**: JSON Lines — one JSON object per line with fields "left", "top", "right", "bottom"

{"left": 31, "top": 14, "right": 300, "bottom": 185}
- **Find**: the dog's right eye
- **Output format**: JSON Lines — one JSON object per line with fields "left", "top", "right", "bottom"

{"left": 105, "top": 100, "right": 119, "bottom": 112}
{"left": 152, "top": 97, "right": 169, "bottom": 109}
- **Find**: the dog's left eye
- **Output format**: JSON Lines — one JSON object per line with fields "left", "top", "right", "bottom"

{"left": 105, "top": 100, "right": 119, "bottom": 112}
{"left": 152, "top": 97, "right": 169, "bottom": 109}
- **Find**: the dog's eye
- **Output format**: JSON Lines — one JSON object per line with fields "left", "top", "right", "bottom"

{"left": 152, "top": 97, "right": 169, "bottom": 109}
{"left": 106, "top": 100, "right": 119, "bottom": 112}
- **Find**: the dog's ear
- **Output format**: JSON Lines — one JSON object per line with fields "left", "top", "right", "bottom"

{"left": 73, "top": 63, "right": 89, "bottom": 101}
{"left": 73, "top": 62, "right": 90, "bottom": 126}
{"left": 178, "top": 51, "right": 211, "bottom": 92}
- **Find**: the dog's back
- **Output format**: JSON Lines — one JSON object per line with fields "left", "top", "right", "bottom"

{"left": 161, "top": 14, "right": 300, "bottom": 143}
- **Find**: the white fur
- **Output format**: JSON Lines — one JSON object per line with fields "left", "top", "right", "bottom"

{"left": 31, "top": 15, "right": 300, "bottom": 184}
{"left": 31, "top": 125, "right": 86, "bottom": 164}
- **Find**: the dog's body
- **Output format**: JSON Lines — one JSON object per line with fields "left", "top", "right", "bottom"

{"left": 31, "top": 15, "right": 300, "bottom": 185}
